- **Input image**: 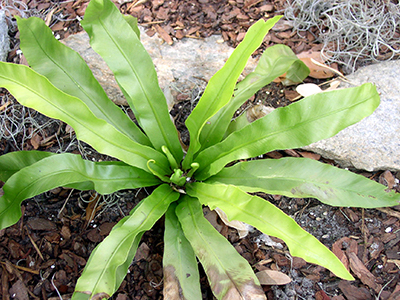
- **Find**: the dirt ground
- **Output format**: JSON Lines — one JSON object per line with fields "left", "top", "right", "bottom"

{"left": 1, "top": 0, "right": 400, "bottom": 299}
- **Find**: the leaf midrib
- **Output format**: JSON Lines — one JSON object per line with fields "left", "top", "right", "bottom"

{"left": 190, "top": 21, "right": 269, "bottom": 154}
{"left": 186, "top": 199, "right": 246, "bottom": 299}
{"left": 89, "top": 188, "right": 175, "bottom": 295}
{"left": 193, "top": 184, "right": 336, "bottom": 267}
{"left": 97, "top": 17, "right": 173, "bottom": 152}
{"left": 200, "top": 93, "right": 375, "bottom": 172}
{"left": 0, "top": 71, "right": 155, "bottom": 164}
{"left": 26, "top": 24, "right": 119, "bottom": 130}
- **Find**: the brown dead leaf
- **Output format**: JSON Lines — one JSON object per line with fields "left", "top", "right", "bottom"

{"left": 30, "top": 132, "right": 42, "bottom": 150}
{"left": 298, "top": 151, "right": 321, "bottom": 160}
{"left": 256, "top": 269, "right": 291, "bottom": 285}
{"left": 379, "top": 170, "right": 395, "bottom": 189}
{"left": 85, "top": 194, "right": 101, "bottom": 228}
{"left": 297, "top": 50, "right": 336, "bottom": 79}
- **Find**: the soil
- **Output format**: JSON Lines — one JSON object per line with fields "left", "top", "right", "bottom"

{"left": 1, "top": 0, "right": 400, "bottom": 300}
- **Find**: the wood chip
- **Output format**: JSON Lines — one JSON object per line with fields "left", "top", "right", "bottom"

{"left": 338, "top": 280, "right": 373, "bottom": 300}
{"left": 154, "top": 24, "right": 173, "bottom": 45}
{"left": 346, "top": 250, "right": 382, "bottom": 293}
{"left": 26, "top": 218, "right": 57, "bottom": 231}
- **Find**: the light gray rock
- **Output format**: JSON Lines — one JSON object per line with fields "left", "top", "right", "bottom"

{"left": 62, "top": 27, "right": 256, "bottom": 106}
{"left": 304, "top": 60, "right": 400, "bottom": 172}
{"left": 0, "top": 11, "right": 10, "bottom": 62}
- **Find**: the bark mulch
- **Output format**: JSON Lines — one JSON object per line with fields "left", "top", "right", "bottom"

{"left": 1, "top": 0, "right": 400, "bottom": 299}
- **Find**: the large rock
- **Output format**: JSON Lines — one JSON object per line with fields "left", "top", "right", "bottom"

{"left": 62, "top": 28, "right": 256, "bottom": 106}
{"left": 304, "top": 60, "right": 400, "bottom": 172}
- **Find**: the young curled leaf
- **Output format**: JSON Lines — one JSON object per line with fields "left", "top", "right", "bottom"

{"left": 206, "top": 157, "right": 400, "bottom": 208}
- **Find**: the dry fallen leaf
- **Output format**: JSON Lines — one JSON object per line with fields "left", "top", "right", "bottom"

{"left": 29, "top": 132, "right": 42, "bottom": 150}
{"left": 255, "top": 269, "right": 291, "bottom": 285}
{"left": 65, "top": 124, "right": 75, "bottom": 134}
{"left": 379, "top": 170, "right": 395, "bottom": 189}
{"left": 298, "top": 151, "right": 321, "bottom": 160}
{"left": 297, "top": 50, "right": 336, "bottom": 79}
{"left": 215, "top": 207, "right": 249, "bottom": 238}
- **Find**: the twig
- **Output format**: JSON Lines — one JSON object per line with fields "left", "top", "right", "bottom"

{"left": 376, "top": 207, "right": 400, "bottom": 219}
{"left": 27, "top": 233, "right": 44, "bottom": 261}
{"left": 127, "top": 0, "right": 148, "bottom": 13}
{"left": 0, "top": 261, "right": 39, "bottom": 275}
{"left": 58, "top": 189, "right": 74, "bottom": 218}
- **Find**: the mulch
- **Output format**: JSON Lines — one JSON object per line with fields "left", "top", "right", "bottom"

{"left": 1, "top": 0, "right": 400, "bottom": 299}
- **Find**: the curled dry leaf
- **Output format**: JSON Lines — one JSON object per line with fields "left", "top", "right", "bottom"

{"left": 246, "top": 104, "right": 275, "bottom": 122}
{"left": 215, "top": 207, "right": 249, "bottom": 238}
{"left": 255, "top": 269, "right": 291, "bottom": 285}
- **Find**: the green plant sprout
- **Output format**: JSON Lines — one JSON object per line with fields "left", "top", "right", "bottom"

{"left": 0, "top": 0, "right": 398, "bottom": 299}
